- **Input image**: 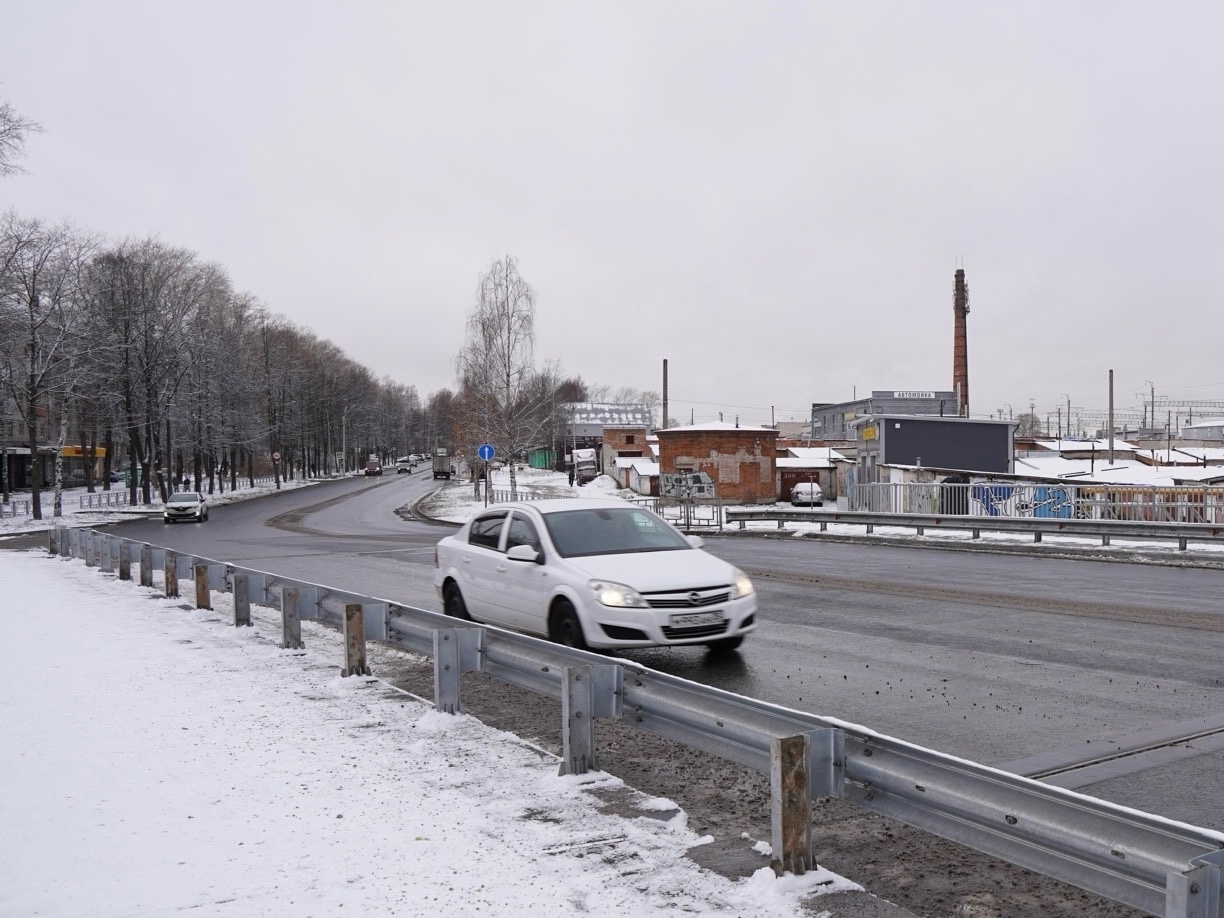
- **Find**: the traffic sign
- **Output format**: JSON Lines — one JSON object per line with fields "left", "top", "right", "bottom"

{"left": 272, "top": 451, "right": 281, "bottom": 461}
{"left": 477, "top": 443, "right": 495, "bottom": 462}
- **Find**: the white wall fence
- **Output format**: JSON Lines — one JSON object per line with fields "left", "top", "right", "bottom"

{"left": 849, "top": 482, "right": 1224, "bottom": 524}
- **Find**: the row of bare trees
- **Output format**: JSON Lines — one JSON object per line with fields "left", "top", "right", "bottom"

{"left": 0, "top": 212, "right": 439, "bottom": 518}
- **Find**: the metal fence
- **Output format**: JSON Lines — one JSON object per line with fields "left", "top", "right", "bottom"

{"left": 0, "top": 498, "right": 31, "bottom": 518}
{"left": 849, "top": 482, "right": 1224, "bottom": 524}
{"left": 49, "top": 525, "right": 1224, "bottom": 916}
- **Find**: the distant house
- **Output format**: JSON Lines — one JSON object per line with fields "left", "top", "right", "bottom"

{"left": 656, "top": 422, "right": 778, "bottom": 504}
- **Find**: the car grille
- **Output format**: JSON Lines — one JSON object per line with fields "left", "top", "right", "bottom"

{"left": 661, "top": 621, "right": 730, "bottom": 639}
{"left": 644, "top": 587, "right": 732, "bottom": 609}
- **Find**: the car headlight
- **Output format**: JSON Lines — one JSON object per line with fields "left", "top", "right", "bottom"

{"left": 730, "top": 568, "right": 755, "bottom": 599}
{"left": 588, "top": 580, "right": 648, "bottom": 608}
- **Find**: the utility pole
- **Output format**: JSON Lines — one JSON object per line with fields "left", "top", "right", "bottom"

{"left": 1108, "top": 369, "right": 1115, "bottom": 465}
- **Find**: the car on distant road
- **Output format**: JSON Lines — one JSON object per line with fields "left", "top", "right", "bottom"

{"left": 164, "top": 492, "right": 208, "bottom": 523}
{"left": 395, "top": 457, "right": 414, "bottom": 474}
{"left": 433, "top": 498, "right": 756, "bottom": 653}
{"left": 365, "top": 458, "right": 383, "bottom": 477}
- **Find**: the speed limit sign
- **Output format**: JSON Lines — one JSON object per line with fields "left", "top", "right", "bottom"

{"left": 272, "top": 451, "right": 281, "bottom": 461}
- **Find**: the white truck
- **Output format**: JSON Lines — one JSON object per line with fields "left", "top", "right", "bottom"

{"left": 432, "top": 447, "right": 452, "bottom": 480}
{"left": 572, "top": 448, "right": 598, "bottom": 485}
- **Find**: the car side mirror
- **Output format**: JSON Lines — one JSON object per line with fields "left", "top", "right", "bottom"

{"left": 686, "top": 535, "right": 705, "bottom": 549}
{"left": 506, "top": 544, "right": 542, "bottom": 564}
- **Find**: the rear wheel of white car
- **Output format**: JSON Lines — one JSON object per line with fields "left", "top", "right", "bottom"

{"left": 550, "top": 600, "right": 588, "bottom": 651}
{"left": 443, "top": 583, "right": 471, "bottom": 620}
{"left": 706, "top": 635, "right": 744, "bottom": 653}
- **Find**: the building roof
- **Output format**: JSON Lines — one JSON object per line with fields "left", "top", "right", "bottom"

{"left": 630, "top": 459, "right": 659, "bottom": 476}
{"left": 656, "top": 422, "right": 778, "bottom": 434}
{"left": 562, "top": 403, "right": 654, "bottom": 427}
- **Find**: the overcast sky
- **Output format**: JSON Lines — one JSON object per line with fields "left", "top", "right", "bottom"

{"left": 6, "top": 2, "right": 1222, "bottom": 428}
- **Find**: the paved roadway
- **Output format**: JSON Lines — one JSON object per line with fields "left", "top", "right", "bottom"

{"left": 92, "top": 473, "right": 1224, "bottom": 831}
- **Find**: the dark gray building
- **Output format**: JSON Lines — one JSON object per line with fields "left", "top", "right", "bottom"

{"left": 812, "top": 390, "right": 959, "bottom": 440}
{"left": 855, "top": 415, "right": 1015, "bottom": 483}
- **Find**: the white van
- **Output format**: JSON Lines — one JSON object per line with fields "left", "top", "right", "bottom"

{"left": 790, "top": 482, "right": 823, "bottom": 507}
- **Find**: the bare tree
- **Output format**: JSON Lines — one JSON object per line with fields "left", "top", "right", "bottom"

{"left": 0, "top": 96, "right": 43, "bottom": 177}
{"left": 0, "top": 213, "right": 94, "bottom": 518}
{"left": 456, "top": 256, "right": 555, "bottom": 499}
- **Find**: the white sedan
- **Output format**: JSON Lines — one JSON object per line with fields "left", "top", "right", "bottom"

{"left": 163, "top": 491, "right": 208, "bottom": 523}
{"left": 433, "top": 498, "right": 756, "bottom": 652}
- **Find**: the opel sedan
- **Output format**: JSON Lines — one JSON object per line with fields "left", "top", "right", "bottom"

{"left": 433, "top": 498, "right": 756, "bottom": 652}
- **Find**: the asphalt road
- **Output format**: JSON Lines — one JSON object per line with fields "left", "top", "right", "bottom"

{"left": 88, "top": 475, "right": 1224, "bottom": 831}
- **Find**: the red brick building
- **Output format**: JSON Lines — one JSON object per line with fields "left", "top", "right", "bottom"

{"left": 656, "top": 423, "right": 779, "bottom": 504}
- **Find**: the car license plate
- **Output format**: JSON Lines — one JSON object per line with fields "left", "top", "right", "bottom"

{"left": 669, "top": 611, "right": 725, "bottom": 628}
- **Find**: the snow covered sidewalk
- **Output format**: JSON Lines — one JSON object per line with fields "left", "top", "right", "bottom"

{"left": 0, "top": 548, "right": 857, "bottom": 917}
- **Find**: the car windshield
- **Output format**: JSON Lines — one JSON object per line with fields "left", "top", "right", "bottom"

{"left": 168, "top": 493, "right": 201, "bottom": 504}
{"left": 542, "top": 507, "right": 691, "bottom": 558}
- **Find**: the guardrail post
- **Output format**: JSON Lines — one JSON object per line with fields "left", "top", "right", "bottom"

{"left": 770, "top": 734, "right": 813, "bottom": 876}
{"left": 820, "top": 521, "right": 827, "bottom": 532}
{"left": 1180, "top": 537, "right": 1188, "bottom": 552}
{"left": 194, "top": 564, "right": 211, "bottom": 610}
{"left": 917, "top": 526, "right": 925, "bottom": 536}
{"left": 433, "top": 628, "right": 464, "bottom": 714}
{"left": 342, "top": 603, "right": 370, "bottom": 676}
{"left": 1101, "top": 534, "right": 1111, "bottom": 547}
{"left": 48, "top": 526, "right": 59, "bottom": 556}
{"left": 972, "top": 527, "right": 981, "bottom": 539}
{"left": 738, "top": 519, "right": 746, "bottom": 531}
{"left": 84, "top": 531, "right": 97, "bottom": 567}
{"left": 101, "top": 536, "right": 114, "bottom": 574}
{"left": 118, "top": 540, "right": 131, "bottom": 581}
{"left": 866, "top": 524, "right": 874, "bottom": 534}
{"left": 1034, "top": 531, "right": 1042, "bottom": 543}
{"left": 281, "top": 587, "right": 304, "bottom": 649}
{"left": 560, "top": 665, "right": 597, "bottom": 776}
{"left": 164, "top": 550, "right": 178, "bottom": 598}
{"left": 140, "top": 543, "right": 153, "bottom": 587}
{"left": 808, "top": 727, "right": 846, "bottom": 799}
{"left": 233, "top": 574, "right": 251, "bottom": 627}
{"left": 1167, "top": 848, "right": 1224, "bottom": 917}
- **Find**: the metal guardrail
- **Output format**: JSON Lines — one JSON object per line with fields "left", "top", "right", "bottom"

{"left": 50, "top": 525, "right": 1224, "bottom": 916}
{"left": 726, "top": 508, "right": 1224, "bottom": 552}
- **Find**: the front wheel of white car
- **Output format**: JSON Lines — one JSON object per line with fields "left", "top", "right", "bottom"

{"left": 443, "top": 583, "right": 471, "bottom": 621}
{"left": 550, "top": 600, "right": 589, "bottom": 651}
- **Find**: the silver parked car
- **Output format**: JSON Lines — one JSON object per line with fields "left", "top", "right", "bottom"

{"left": 164, "top": 491, "right": 208, "bottom": 523}
{"left": 433, "top": 498, "right": 756, "bottom": 652}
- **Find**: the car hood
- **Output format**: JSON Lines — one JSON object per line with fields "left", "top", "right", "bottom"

{"left": 564, "top": 549, "right": 734, "bottom": 591}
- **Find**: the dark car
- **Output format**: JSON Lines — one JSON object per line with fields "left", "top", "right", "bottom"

{"left": 365, "top": 459, "right": 383, "bottom": 476}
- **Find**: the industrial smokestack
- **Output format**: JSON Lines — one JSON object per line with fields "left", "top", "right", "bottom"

{"left": 661, "top": 359, "right": 668, "bottom": 432}
{"left": 953, "top": 268, "right": 970, "bottom": 417}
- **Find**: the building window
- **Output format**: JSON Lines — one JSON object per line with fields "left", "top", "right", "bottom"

{"left": 625, "top": 434, "right": 635, "bottom": 444}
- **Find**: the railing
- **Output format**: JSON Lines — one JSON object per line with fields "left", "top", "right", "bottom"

{"left": 725, "top": 508, "right": 1224, "bottom": 552}
{"left": 0, "top": 498, "right": 32, "bottom": 518}
{"left": 50, "top": 524, "right": 1224, "bottom": 916}
{"left": 849, "top": 482, "right": 1224, "bottom": 524}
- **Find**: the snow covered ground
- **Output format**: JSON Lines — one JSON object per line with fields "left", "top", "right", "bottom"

{"left": 0, "top": 547, "right": 858, "bottom": 916}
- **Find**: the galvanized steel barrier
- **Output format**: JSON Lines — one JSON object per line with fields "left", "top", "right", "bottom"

{"left": 725, "top": 508, "right": 1224, "bottom": 552}
{"left": 49, "top": 525, "right": 1224, "bottom": 916}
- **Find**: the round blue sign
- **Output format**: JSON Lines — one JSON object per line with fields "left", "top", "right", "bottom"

{"left": 477, "top": 443, "right": 495, "bottom": 461}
